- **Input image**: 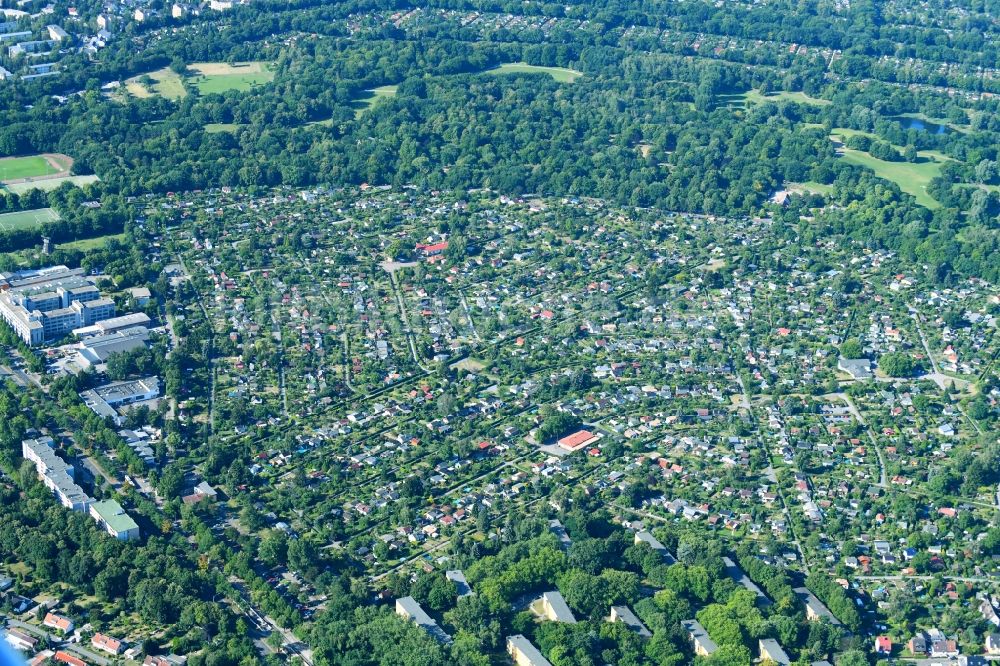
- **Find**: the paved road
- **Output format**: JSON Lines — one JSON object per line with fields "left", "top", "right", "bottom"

{"left": 736, "top": 370, "right": 809, "bottom": 572}
{"left": 228, "top": 579, "right": 313, "bottom": 666}
{"left": 176, "top": 252, "right": 216, "bottom": 434}
{"left": 1, "top": 363, "right": 40, "bottom": 390}
{"left": 80, "top": 455, "right": 120, "bottom": 491}
{"left": 386, "top": 267, "right": 424, "bottom": 368}
{"left": 830, "top": 392, "right": 888, "bottom": 488}
{"left": 458, "top": 290, "right": 481, "bottom": 342}
{"left": 4, "top": 618, "right": 113, "bottom": 666}
{"left": 855, "top": 574, "right": 998, "bottom": 584}
{"left": 912, "top": 313, "right": 982, "bottom": 436}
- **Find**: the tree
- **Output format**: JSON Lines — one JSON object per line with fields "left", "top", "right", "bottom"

{"left": 835, "top": 650, "right": 871, "bottom": 666}
{"left": 170, "top": 57, "right": 189, "bottom": 76}
{"left": 878, "top": 352, "right": 916, "bottom": 378}
{"left": 839, "top": 338, "right": 863, "bottom": 360}
{"left": 975, "top": 159, "right": 996, "bottom": 184}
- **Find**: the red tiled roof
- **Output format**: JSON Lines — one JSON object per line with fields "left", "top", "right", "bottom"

{"left": 54, "top": 652, "right": 87, "bottom": 666}
{"left": 557, "top": 430, "right": 596, "bottom": 450}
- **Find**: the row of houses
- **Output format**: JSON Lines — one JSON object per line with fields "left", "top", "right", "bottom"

{"left": 22, "top": 436, "right": 140, "bottom": 541}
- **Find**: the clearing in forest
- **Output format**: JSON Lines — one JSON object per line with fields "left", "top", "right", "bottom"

{"left": 0, "top": 154, "right": 71, "bottom": 183}
{"left": 189, "top": 62, "right": 274, "bottom": 94}
{"left": 485, "top": 62, "right": 582, "bottom": 83}
{"left": 124, "top": 62, "right": 273, "bottom": 99}
{"left": 350, "top": 85, "right": 399, "bottom": 119}
{"left": 125, "top": 67, "right": 188, "bottom": 100}
{"left": 205, "top": 123, "right": 242, "bottom": 133}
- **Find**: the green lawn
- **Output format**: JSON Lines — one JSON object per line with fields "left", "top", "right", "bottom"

{"left": 829, "top": 127, "right": 880, "bottom": 142}
{"left": 0, "top": 207, "right": 60, "bottom": 232}
{"left": 719, "top": 89, "right": 829, "bottom": 109}
{"left": 205, "top": 123, "right": 242, "bottom": 133}
{"left": 786, "top": 181, "right": 835, "bottom": 195}
{"left": 192, "top": 71, "right": 274, "bottom": 94}
{"left": 190, "top": 62, "right": 274, "bottom": 95}
{"left": 124, "top": 62, "right": 273, "bottom": 99}
{"left": 826, "top": 127, "right": 949, "bottom": 207}
{"left": 124, "top": 67, "right": 188, "bottom": 100}
{"left": 485, "top": 62, "right": 583, "bottom": 83}
{"left": 58, "top": 233, "right": 126, "bottom": 251}
{"left": 838, "top": 148, "right": 942, "bottom": 208}
{"left": 742, "top": 89, "right": 830, "bottom": 106}
{"left": 351, "top": 85, "right": 399, "bottom": 119}
{"left": 0, "top": 156, "right": 59, "bottom": 182}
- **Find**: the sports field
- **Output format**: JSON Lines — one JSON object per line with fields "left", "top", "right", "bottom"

{"left": 786, "top": 181, "right": 835, "bottom": 195}
{"left": 3, "top": 174, "right": 100, "bottom": 194}
{"left": 485, "top": 62, "right": 583, "bottom": 83}
{"left": 0, "top": 207, "right": 60, "bottom": 232}
{"left": 190, "top": 62, "right": 274, "bottom": 94}
{"left": 0, "top": 155, "right": 61, "bottom": 182}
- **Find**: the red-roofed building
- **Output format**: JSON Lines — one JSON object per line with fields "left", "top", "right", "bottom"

{"left": 43, "top": 612, "right": 74, "bottom": 633}
{"left": 91, "top": 633, "right": 124, "bottom": 655}
{"left": 557, "top": 430, "right": 601, "bottom": 452}
{"left": 30, "top": 651, "right": 55, "bottom": 666}
{"left": 875, "top": 636, "right": 892, "bottom": 654}
{"left": 416, "top": 242, "right": 449, "bottom": 256}
{"left": 54, "top": 651, "right": 87, "bottom": 666}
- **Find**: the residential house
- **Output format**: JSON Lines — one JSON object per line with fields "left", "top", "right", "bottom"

{"left": 507, "top": 634, "right": 552, "bottom": 666}
{"left": 609, "top": 605, "right": 651, "bottom": 638}
{"left": 759, "top": 638, "right": 791, "bottom": 665}
{"left": 92, "top": 633, "right": 124, "bottom": 655}
{"left": 395, "top": 596, "right": 451, "bottom": 644}
{"left": 541, "top": 591, "right": 576, "bottom": 623}
{"left": 43, "top": 612, "right": 74, "bottom": 634}
{"left": 682, "top": 619, "right": 717, "bottom": 657}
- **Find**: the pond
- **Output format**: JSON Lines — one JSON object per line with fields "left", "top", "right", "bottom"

{"left": 892, "top": 116, "right": 950, "bottom": 134}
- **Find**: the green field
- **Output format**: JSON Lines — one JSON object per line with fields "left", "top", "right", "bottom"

{"left": 786, "top": 181, "right": 835, "bottom": 195}
{"left": 825, "top": 127, "right": 947, "bottom": 207}
{"left": 58, "top": 233, "right": 126, "bottom": 251}
{"left": 719, "top": 89, "right": 830, "bottom": 109}
{"left": 829, "top": 128, "right": 955, "bottom": 163}
{"left": 190, "top": 62, "right": 274, "bottom": 95}
{"left": 0, "top": 156, "right": 60, "bottom": 182}
{"left": 351, "top": 85, "right": 399, "bottom": 119}
{"left": 3, "top": 175, "right": 100, "bottom": 195}
{"left": 124, "top": 67, "right": 188, "bottom": 100}
{"left": 125, "top": 62, "right": 273, "bottom": 100}
{"left": 485, "top": 62, "right": 583, "bottom": 83}
{"left": 205, "top": 123, "right": 242, "bottom": 133}
{"left": 838, "top": 148, "right": 941, "bottom": 208}
{"left": 743, "top": 90, "right": 830, "bottom": 106}
{"left": 0, "top": 207, "right": 60, "bottom": 232}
